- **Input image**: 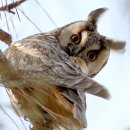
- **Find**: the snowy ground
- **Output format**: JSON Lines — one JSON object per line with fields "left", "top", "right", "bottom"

{"left": 0, "top": 0, "right": 130, "bottom": 130}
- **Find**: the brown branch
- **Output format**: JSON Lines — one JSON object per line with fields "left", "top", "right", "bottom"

{"left": 0, "top": 29, "right": 12, "bottom": 45}
{"left": 0, "top": 0, "right": 27, "bottom": 14}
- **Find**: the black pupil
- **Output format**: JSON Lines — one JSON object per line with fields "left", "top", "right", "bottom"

{"left": 72, "top": 35, "right": 78, "bottom": 43}
{"left": 88, "top": 52, "right": 96, "bottom": 61}
{"left": 89, "top": 53, "right": 94, "bottom": 59}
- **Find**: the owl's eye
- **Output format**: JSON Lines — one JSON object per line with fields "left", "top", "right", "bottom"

{"left": 71, "top": 34, "right": 80, "bottom": 44}
{"left": 87, "top": 51, "right": 97, "bottom": 61}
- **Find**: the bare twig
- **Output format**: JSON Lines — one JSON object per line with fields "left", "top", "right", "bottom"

{"left": 0, "top": 29, "right": 12, "bottom": 45}
{"left": 0, "top": 0, "right": 27, "bottom": 14}
{"left": 0, "top": 104, "right": 20, "bottom": 130}
{"left": 8, "top": 12, "right": 18, "bottom": 39}
{"left": 0, "top": 0, "right": 10, "bottom": 31}
{"left": 18, "top": 7, "right": 42, "bottom": 32}
{"left": 34, "top": 0, "right": 58, "bottom": 28}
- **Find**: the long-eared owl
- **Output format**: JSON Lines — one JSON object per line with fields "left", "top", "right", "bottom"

{"left": 1, "top": 8, "right": 126, "bottom": 130}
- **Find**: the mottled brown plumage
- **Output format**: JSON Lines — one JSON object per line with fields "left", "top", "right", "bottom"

{"left": 1, "top": 8, "right": 126, "bottom": 130}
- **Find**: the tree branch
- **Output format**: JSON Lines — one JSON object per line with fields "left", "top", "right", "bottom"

{"left": 0, "top": 29, "right": 12, "bottom": 46}
{"left": 0, "top": 0, "right": 27, "bottom": 14}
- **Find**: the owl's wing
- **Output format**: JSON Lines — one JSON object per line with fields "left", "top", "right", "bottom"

{"left": 2, "top": 34, "right": 110, "bottom": 128}
{"left": 3, "top": 33, "right": 110, "bottom": 100}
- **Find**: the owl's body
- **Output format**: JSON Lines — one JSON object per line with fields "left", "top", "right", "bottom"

{"left": 5, "top": 32, "right": 89, "bottom": 129}
{"left": 2, "top": 8, "right": 125, "bottom": 130}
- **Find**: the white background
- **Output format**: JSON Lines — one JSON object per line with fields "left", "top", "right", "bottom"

{"left": 0, "top": 0, "right": 130, "bottom": 130}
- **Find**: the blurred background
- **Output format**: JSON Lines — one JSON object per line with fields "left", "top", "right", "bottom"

{"left": 0, "top": 0, "right": 130, "bottom": 130}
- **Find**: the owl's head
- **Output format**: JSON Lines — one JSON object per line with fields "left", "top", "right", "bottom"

{"left": 57, "top": 8, "right": 126, "bottom": 77}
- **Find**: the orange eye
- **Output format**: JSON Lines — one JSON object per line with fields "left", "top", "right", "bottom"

{"left": 71, "top": 34, "right": 80, "bottom": 44}
{"left": 87, "top": 51, "right": 97, "bottom": 61}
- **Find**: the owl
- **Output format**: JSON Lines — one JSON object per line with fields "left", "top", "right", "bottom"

{"left": 0, "top": 8, "right": 125, "bottom": 130}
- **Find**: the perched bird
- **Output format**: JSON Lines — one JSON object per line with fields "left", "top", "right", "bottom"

{"left": 1, "top": 8, "right": 125, "bottom": 130}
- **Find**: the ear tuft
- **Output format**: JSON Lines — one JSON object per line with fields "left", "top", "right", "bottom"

{"left": 107, "top": 39, "right": 126, "bottom": 53}
{"left": 87, "top": 7, "right": 108, "bottom": 25}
